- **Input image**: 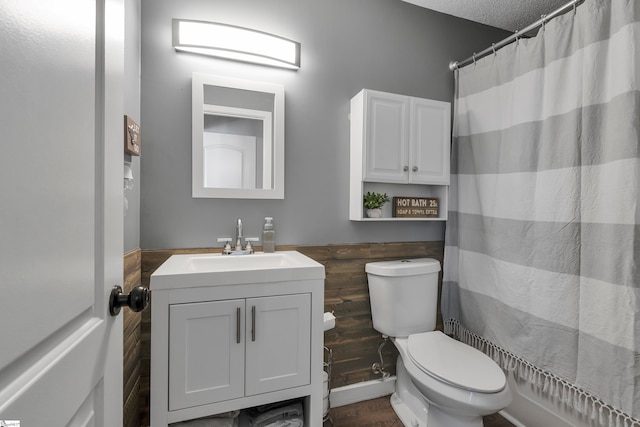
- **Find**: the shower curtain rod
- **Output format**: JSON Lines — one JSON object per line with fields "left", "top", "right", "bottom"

{"left": 449, "top": 0, "right": 584, "bottom": 70}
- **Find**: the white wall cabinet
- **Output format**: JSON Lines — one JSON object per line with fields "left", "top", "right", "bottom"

{"left": 350, "top": 89, "right": 451, "bottom": 221}
{"left": 150, "top": 252, "right": 324, "bottom": 426}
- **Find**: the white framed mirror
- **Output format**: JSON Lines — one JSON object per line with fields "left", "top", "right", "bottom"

{"left": 192, "top": 73, "right": 284, "bottom": 199}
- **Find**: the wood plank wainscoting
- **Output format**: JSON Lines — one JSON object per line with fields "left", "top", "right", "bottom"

{"left": 123, "top": 248, "right": 143, "bottom": 427}
{"left": 125, "top": 242, "right": 444, "bottom": 426}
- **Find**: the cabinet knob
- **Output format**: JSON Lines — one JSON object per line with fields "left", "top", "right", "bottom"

{"left": 403, "top": 166, "right": 409, "bottom": 172}
{"left": 412, "top": 166, "right": 418, "bottom": 172}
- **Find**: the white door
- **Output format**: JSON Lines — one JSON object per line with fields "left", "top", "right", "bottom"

{"left": 0, "top": 0, "right": 124, "bottom": 425}
{"left": 203, "top": 133, "right": 257, "bottom": 189}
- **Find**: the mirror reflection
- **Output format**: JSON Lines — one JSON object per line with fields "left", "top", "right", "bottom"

{"left": 203, "top": 106, "right": 271, "bottom": 189}
{"left": 192, "top": 73, "right": 284, "bottom": 199}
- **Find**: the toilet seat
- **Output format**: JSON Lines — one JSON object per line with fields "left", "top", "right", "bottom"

{"left": 407, "top": 331, "right": 506, "bottom": 393}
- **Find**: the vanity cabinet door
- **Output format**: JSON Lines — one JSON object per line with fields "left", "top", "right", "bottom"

{"left": 363, "top": 91, "right": 410, "bottom": 183}
{"left": 245, "top": 294, "right": 311, "bottom": 396}
{"left": 169, "top": 299, "right": 245, "bottom": 411}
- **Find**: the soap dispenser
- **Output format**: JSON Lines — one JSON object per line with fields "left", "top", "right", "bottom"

{"left": 262, "top": 217, "right": 275, "bottom": 253}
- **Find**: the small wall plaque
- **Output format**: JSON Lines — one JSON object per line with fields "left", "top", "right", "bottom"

{"left": 392, "top": 197, "right": 439, "bottom": 218}
{"left": 124, "top": 115, "right": 141, "bottom": 156}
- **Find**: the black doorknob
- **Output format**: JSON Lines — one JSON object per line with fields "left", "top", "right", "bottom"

{"left": 109, "top": 285, "right": 150, "bottom": 316}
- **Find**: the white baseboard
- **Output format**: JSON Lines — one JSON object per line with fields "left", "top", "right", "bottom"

{"left": 329, "top": 376, "right": 396, "bottom": 408}
{"left": 498, "top": 410, "right": 526, "bottom": 427}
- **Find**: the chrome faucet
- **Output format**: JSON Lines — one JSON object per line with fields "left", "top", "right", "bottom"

{"left": 218, "top": 218, "right": 256, "bottom": 255}
{"left": 235, "top": 218, "right": 243, "bottom": 251}
{"left": 217, "top": 219, "right": 256, "bottom": 255}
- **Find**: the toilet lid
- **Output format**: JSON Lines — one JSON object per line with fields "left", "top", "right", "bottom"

{"left": 407, "top": 331, "right": 506, "bottom": 393}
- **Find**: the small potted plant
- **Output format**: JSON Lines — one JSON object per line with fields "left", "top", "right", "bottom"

{"left": 363, "top": 191, "right": 390, "bottom": 218}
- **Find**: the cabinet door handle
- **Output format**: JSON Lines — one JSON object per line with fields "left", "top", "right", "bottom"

{"left": 251, "top": 305, "right": 256, "bottom": 342}
{"left": 412, "top": 166, "right": 418, "bottom": 172}
{"left": 403, "top": 165, "right": 409, "bottom": 172}
{"left": 236, "top": 307, "right": 241, "bottom": 344}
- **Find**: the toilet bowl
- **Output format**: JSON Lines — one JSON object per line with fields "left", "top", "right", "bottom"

{"left": 392, "top": 332, "right": 511, "bottom": 427}
{"left": 365, "top": 259, "right": 512, "bottom": 427}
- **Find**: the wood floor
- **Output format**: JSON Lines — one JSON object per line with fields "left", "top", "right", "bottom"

{"left": 324, "top": 396, "right": 514, "bottom": 427}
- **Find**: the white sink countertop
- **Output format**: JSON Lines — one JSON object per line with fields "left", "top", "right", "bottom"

{"left": 151, "top": 251, "right": 325, "bottom": 290}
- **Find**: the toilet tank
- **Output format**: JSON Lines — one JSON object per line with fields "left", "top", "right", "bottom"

{"left": 366, "top": 258, "right": 441, "bottom": 337}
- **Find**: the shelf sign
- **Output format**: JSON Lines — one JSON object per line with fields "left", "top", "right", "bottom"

{"left": 124, "top": 115, "right": 141, "bottom": 156}
{"left": 392, "top": 197, "right": 439, "bottom": 218}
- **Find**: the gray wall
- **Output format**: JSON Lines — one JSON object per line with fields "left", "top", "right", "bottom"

{"left": 140, "top": 0, "right": 507, "bottom": 249}
{"left": 124, "top": 0, "right": 141, "bottom": 252}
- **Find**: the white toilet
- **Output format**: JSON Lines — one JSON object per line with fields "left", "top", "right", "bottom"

{"left": 366, "top": 258, "right": 512, "bottom": 427}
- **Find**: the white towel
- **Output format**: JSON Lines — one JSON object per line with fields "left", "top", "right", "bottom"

{"left": 260, "top": 418, "right": 303, "bottom": 427}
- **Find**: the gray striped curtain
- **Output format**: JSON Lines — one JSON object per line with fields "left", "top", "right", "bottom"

{"left": 443, "top": 0, "right": 640, "bottom": 424}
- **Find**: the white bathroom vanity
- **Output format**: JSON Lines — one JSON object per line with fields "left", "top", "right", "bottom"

{"left": 149, "top": 251, "right": 325, "bottom": 426}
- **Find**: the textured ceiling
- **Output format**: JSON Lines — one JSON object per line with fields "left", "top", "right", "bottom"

{"left": 403, "top": 0, "right": 570, "bottom": 31}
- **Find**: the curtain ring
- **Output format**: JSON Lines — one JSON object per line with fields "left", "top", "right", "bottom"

{"left": 492, "top": 43, "right": 497, "bottom": 56}
{"left": 473, "top": 52, "right": 477, "bottom": 66}
{"left": 515, "top": 30, "right": 519, "bottom": 45}
{"left": 541, "top": 14, "right": 546, "bottom": 32}
{"left": 573, "top": 1, "right": 577, "bottom": 14}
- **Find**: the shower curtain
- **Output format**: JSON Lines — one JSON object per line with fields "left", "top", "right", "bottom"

{"left": 443, "top": 0, "right": 640, "bottom": 425}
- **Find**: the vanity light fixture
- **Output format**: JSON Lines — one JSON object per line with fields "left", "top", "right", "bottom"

{"left": 172, "top": 19, "right": 300, "bottom": 70}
